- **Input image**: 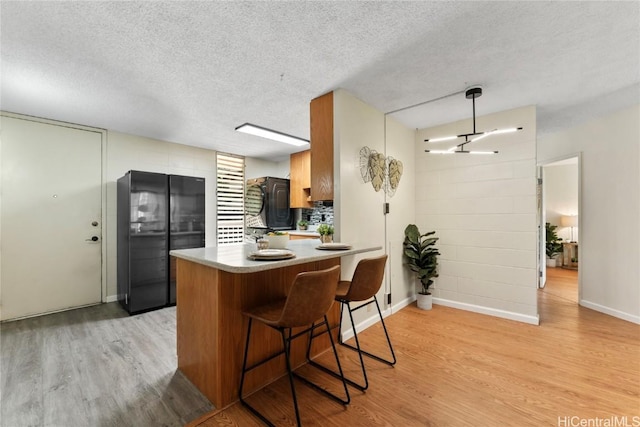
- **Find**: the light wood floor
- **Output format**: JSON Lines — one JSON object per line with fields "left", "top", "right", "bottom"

{"left": 189, "top": 268, "right": 640, "bottom": 426}
{"left": 0, "top": 303, "right": 213, "bottom": 426}
{"left": 1, "top": 270, "right": 637, "bottom": 426}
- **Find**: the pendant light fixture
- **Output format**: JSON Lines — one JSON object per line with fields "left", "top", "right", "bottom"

{"left": 424, "top": 87, "right": 522, "bottom": 154}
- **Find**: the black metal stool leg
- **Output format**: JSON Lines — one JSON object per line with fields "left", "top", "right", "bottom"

{"left": 242, "top": 320, "right": 349, "bottom": 426}
{"left": 297, "top": 316, "right": 350, "bottom": 405}
{"left": 373, "top": 296, "right": 397, "bottom": 365}
{"left": 340, "top": 296, "right": 397, "bottom": 366}
{"left": 307, "top": 303, "right": 369, "bottom": 391}
{"left": 308, "top": 296, "right": 398, "bottom": 392}
{"left": 239, "top": 319, "right": 277, "bottom": 427}
{"left": 344, "top": 301, "right": 369, "bottom": 391}
{"left": 337, "top": 301, "right": 345, "bottom": 344}
{"left": 323, "top": 315, "right": 350, "bottom": 403}
{"left": 282, "top": 329, "right": 302, "bottom": 427}
{"left": 239, "top": 318, "right": 253, "bottom": 402}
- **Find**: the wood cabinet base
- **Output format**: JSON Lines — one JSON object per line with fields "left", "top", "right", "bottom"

{"left": 176, "top": 258, "right": 340, "bottom": 408}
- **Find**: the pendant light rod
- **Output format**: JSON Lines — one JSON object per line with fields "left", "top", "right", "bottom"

{"left": 465, "top": 86, "right": 483, "bottom": 134}
{"left": 424, "top": 86, "right": 522, "bottom": 153}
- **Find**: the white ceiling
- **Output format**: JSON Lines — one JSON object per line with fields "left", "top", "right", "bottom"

{"left": 2, "top": 1, "right": 638, "bottom": 162}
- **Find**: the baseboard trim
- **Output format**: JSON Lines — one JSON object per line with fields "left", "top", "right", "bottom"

{"left": 391, "top": 295, "right": 416, "bottom": 314}
{"left": 433, "top": 297, "right": 540, "bottom": 325}
{"left": 105, "top": 295, "right": 118, "bottom": 303}
{"left": 339, "top": 296, "right": 414, "bottom": 342}
{"left": 341, "top": 295, "right": 540, "bottom": 341}
{"left": 580, "top": 299, "right": 640, "bottom": 325}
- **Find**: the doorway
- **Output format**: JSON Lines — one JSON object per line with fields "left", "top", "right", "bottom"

{"left": 538, "top": 155, "right": 580, "bottom": 304}
{"left": 1, "top": 115, "right": 104, "bottom": 321}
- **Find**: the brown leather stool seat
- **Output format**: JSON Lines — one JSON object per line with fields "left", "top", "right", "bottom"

{"left": 239, "top": 265, "right": 350, "bottom": 426}
{"left": 309, "top": 255, "right": 396, "bottom": 391}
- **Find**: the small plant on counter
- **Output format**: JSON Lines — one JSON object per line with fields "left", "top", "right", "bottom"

{"left": 297, "top": 220, "right": 308, "bottom": 230}
{"left": 317, "top": 224, "right": 334, "bottom": 236}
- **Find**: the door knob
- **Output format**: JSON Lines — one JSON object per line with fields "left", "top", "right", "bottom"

{"left": 86, "top": 236, "right": 99, "bottom": 242}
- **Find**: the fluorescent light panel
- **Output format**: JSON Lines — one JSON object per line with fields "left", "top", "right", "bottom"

{"left": 235, "top": 123, "right": 309, "bottom": 147}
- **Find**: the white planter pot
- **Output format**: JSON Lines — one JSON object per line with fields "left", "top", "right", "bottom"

{"left": 546, "top": 258, "right": 557, "bottom": 268}
{"left": 265, "top": 234, "right": 289, "bottom": 249}
{"left": 416, "top": 293, "right": 433, "bottom": 310}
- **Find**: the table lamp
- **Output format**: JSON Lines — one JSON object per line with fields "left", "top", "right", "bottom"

{"left": 561, "top": 215, "right": 578, "bottom": 242}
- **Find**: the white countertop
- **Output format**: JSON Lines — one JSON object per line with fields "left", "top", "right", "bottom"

{"left": 170, "top": 239, "right": 381, "bottom": 273}
{"left": 288, "top": 230, "right": 320, "bottom": 237}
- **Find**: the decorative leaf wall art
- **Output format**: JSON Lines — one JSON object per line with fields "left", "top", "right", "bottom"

{"left": 385, "top": 156, "right": 403, "bottom": 197}
{"left": 358, "top": 147, "right": 403, "bottom": 197}
{"left": 359, "top": 146, "right": 372, "bottom": 182}
{"left": 369, "top": 152, "right": 387, "bottom": 192}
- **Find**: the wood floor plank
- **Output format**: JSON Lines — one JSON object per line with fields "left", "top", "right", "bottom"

{"left": 1, "top": 269, "right": 638, "bottom": 426}
{"left": 190, "top": 269, "right": 640, "bottom": 426}
{"left": 1, "top": 316, "right": 45, "bottom": 426}
{"left": 1, "top": 302, "right": 213, "bottom": 426}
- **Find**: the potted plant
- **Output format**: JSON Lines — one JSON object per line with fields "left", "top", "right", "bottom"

{"left": 545, "top": 222, "right": 563, "bottom": 267}
{"left": 403, "top": 224, "right": 440, "bottom": 310}
{"left": 317, "top": 224, "right": 334, "bottom": 243}
{"left": 265, "top": 231, "right": 289, "bottom": 249}
{"left": 297, "top": 219, "right": 309, "bottom": 231}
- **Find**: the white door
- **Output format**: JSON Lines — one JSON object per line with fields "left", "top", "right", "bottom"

{"left": 0, "top": 116, "right": 103, "bottom": 321}
{"left": 538, "top": 167, "right": 546, "bottom": 288}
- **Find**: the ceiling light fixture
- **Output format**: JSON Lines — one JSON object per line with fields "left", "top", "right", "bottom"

{"left": 425, "top": 149, "right": 499, "bottom": 155}
{"left": 235, "top": 123, "right": 309, "bottom": 147}
{"left": 424, "top": 87, "right": 522, "bottom": 154}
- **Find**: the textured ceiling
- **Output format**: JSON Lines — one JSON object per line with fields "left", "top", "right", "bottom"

{"left": 1, "top": 1, "right": 638, "bottom": 161}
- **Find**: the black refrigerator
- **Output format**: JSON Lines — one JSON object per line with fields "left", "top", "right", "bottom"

{"left": 168, "top": 174, "right": 205, "bottom": 305}
{"left": 117, "top": 171, "right": 205, "bottom": 314}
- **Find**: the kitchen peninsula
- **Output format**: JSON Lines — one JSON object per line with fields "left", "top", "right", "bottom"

{"left": 170, "top": 240, "right": 381, "bottom": 408}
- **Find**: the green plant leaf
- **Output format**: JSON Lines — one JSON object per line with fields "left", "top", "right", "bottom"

{"left": 403, "top": 224, "right": 440, "bottom": 293}
{"left": 404, "top": 224, "right": 420, "bottom": 244}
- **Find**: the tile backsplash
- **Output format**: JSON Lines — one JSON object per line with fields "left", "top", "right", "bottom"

{"left": 300, "top": 202, "right": 334, "bottom": 225}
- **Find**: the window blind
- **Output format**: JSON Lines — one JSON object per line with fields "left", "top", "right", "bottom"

{"left": 216, "top": 153, "right": 245, "bottom": 245}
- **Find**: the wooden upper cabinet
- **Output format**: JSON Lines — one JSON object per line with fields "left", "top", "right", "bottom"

{"left": 289, "top": 150, "right": 313, "bottom": 208}
{"left": 310, "top": 91, "right": 334, "bottom": 201}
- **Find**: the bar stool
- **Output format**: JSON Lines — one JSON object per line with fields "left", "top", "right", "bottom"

{"left": 238, "top": 265, "right": 350, "bottom": 427}
{"left": 308, "top": 254, "right": 396, "bottom": 391}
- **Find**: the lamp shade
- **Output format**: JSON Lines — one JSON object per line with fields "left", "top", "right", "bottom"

{"left": 561, "top": 215, "right": 578, "bottom": 227}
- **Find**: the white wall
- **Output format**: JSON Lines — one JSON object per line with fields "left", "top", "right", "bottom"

{"left": 415, "top": 106, "right": 539, "bottom": 324}
{"left": 105, "top": 132, "right": 217, "bottom": 299}
{"left": 538, "top": 104, "right": 640, "bottom": 324}
{"left": 333, "top": 89, "right": 415, "bottom": 334}
{"left": 245, "top": 157, "right": 290, "bottom": 180}
{"left": 384, "top": 115, "right": 416, "bottom": 310}
{"left": 334, "top": 89, "right": 386, "bottom": 279}
{"left": 544, "top": 162, "right": 579, "bottom": 242}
